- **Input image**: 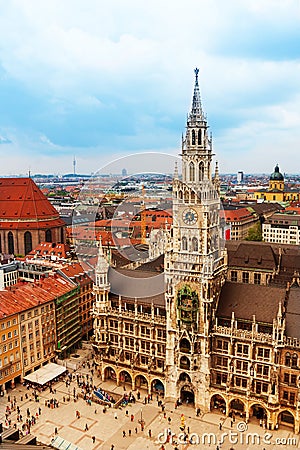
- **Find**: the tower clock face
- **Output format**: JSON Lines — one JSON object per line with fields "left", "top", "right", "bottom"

{"left": 182, "top": 208, "right": 198, "bottom": 225}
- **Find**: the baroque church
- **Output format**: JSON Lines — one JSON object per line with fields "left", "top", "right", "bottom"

{"left": 92, "top": 70, "right": 300, "bottom": 433}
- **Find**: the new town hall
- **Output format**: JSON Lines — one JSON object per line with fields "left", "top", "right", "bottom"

{"left": 92, "top": 70, "right": 300, "bottom": 432}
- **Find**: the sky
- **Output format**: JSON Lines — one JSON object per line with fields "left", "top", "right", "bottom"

{"left": 0, "top": 0, "right": 300, "bottom": 175}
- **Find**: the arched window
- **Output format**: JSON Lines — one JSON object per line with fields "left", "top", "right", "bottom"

{"left": 182, "top": 236, "right": 188, "bottom": 251}
{"left": 24, "top": 231, "right": 32, "bottom": 255}
{"left": 180, "top": 355, "right": 190, "bottom": 370}
{"left": 191, "top": 130, "right": 196, "bottom": 145}
{"left": 179, "top": 190, "right": 183, "bottom": 200}
{"left": 189, "top": 162, "right": 195, "bottom": 182}
{"left": 179, "top": 338, "right": 191, "bottom": 353}
{"left": 45, "top": 229, "right": 52, "bottom": 242}
{"left": 199, "top": 162, "right": 204, "bottom": 181}
{"left": 285, "top": 352, "right": 291, "bottom": 367}
{"left": 292, "top": 354, "right": 298, "bottom": 368}
{"left": 8, "top": 232, "right": 14, "bottom": 255}
{"left": 192, "top": 237, "right": 198, "bottom": 252}
{"left": 198, "top": 129, "right": 202, "bottom": 145}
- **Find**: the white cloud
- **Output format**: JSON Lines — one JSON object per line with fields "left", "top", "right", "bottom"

{"left": 0, "top": 0, "right": 300, "bottom": 173}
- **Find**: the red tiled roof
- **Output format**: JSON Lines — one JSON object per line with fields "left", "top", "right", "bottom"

{"left": 0, "top": 178, "right": 64, "bottom": 228}
{"left": 224, "top": 208, "right": 255, "bottom": 222}
{"left": 0, "top": 274, "right": 76, "bottom": 319}
{"left": 27, "top": 242, "right": 70, "bottom": 259}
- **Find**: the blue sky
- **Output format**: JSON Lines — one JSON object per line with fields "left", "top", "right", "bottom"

{"left": 0, "top": 0, "right": 300, "bottom": 175}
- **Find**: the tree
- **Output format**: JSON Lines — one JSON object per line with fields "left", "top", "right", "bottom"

{"left": 245, "top": 221, "right": 262, "bottom": 241}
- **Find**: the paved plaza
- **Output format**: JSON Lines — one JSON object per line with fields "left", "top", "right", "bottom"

{"left": 1, "top": 358, "right": 300, "bottom": 450}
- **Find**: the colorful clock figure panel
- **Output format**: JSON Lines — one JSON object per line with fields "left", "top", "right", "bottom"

{"left": 177, "top": 285, "right": 199, "bottom": 329}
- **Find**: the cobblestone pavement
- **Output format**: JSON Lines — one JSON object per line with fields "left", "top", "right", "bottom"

{"left": 0, "top": 360, "right": 299, "bottom": 449}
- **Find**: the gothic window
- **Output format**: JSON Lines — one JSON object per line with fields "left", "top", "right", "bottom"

{"left": 45, "top": 229, "right": 52, "bottom": 242}
{"left": 191, "top": 130, "right": 196, "bottom": 145}
{"left": 24, "top": 231, "right": 32, "bottom": 255}
{"left": 198, "top": 129, "right": 202, "bottom": 145}
{"left": 8, "top": 232, "right": 14, "bottom": 255}
{"left": 291, "top": 354, "right": 298, "bottom": 368}
{"left": 199, "top": 162, "right": 204, "bottom": 181}
{"left": 179, "top": 338, "right": 191, "bottom": 353}
{"left": 182, "top": 236, "right": 188, "bottom": 251}
{"left": 180, "top": 355, "right": 190, "bottom": 370}
{"left": 189, "top": 162, "right": 195, "bottom": 182}
{"left": 192, "top": 237, "right": 198, "bottom": 252}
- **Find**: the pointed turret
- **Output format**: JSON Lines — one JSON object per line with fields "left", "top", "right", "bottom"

{"left": 95, "top": 237, "right": 110, "bottom": 292}
{"left": 189, "top": 68, "right": 204, "bottom": 121}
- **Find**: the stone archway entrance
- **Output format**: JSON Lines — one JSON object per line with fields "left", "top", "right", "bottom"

{"left": 135, "top": 374, "right": 148, "bottom": 391}
{"left": 250, "top": 404, "right": 267, "bottom": 424}
{"left": 119, "top": 370, "right": 132, "bottom": 390}
{"left": 104, "top": 366, "right": 117, "bottom": 382}
{"left": 151, "top": 379, "right": 164, "bottom": 395}
{"left": 210, "top": 394, "right": 226, "bottom": 414}
{"left": 180, "top": 385, "right": 194, "bottom": 405}
{"left": 278, "top": 410, "right": 295, "bottom": 430}
{"left": 229, "top": 399, "right": 245, "bottom": 418}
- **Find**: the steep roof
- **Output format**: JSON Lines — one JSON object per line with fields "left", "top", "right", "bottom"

{"left": 226, "top": 241, "right": 278, "bottom": 271}
{"left": 0, "top": 274, "right": 76, "bottom": 319}
{"left": 217, "top": 281, "right": 285, "bottom": 323}
{"left": 0, "top": 177, "right": 65, "bottom": 229}
{"left": 285, "top": 285, "right": 300, "bottom": 339}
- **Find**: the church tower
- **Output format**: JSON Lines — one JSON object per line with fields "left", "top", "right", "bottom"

{"left": 164, "top": 69, "right": 227, "bottom": 411}
{"left": 92, "top": 238, "right": 111, "bottom": 356}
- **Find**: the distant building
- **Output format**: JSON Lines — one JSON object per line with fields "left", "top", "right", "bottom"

{"left": 122, "top": 168, "right": 127, "bottom": 177}
{"left": 223, "top": 207, "right": 259, "bottom": 240}
{"left": 254, "top": 165, "right": 300, "bottom": 203}
{"left": 0, "top": 178, "right": 66, "bottom": 256}
{"left": 237, "top": 171, "right": 244, "bottom": 184}
{"left": 263, "top": 212, "right": 300, "bottom": 245}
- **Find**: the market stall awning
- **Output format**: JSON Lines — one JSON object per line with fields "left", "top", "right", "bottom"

{"left": 23, "top": 362, "right": 67, "bottom": 386}
{"left": 51, "top": 436, "right": 83, "bottom": 450}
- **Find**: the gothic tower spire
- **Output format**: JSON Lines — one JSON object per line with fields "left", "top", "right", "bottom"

{"left": 190, "top": 67, "right": 204, "bottom": 120}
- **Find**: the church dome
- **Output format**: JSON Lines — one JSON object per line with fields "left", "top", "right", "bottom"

{"left": 270, "top": 164, "right": 284, "bottom": 181}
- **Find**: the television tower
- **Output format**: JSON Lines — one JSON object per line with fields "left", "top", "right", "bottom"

{"left": 73, "top": 156, "right": 76, "bottom": 176}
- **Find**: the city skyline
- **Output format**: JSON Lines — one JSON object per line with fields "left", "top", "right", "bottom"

{"left": 0, "top": 0, "right": 300, "bottom": 175}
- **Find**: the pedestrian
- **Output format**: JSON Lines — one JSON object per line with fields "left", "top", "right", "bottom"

{"left": 128, "top": 429, "right": 131, "bottom": 436}
{"left": 122, "top": 430, "right": 126, "bottom": 437}
{"left": 92, "top": 436, "right": 95, "bottom": 443}
{"left": 94, "top": 408, "right": 97, "bottom": 414}
{"left": 231, "top": 420, "right": 233, "bottom": 427}
{"left": 219, "top": 422, "right": 222, "bottom": 430}
{"left": 149, "top": 429, "right": 152, "bottom": 438}
{"left": 135, "top": 427, "right": 138, "bottom": 433}
{"left": 114, "top": 412, "right": 118, "bottom": 420}
{"left": 85, "top": 423, "right": 89, "bottom": 431}
{"left": 110, "top": 445, "right": 114, "bottom": 450}
{"left": 130, "top": 414, "right": 134, "bottom": 422}
{"left": 55, "top": 427, "right": 58, "bottom": 434}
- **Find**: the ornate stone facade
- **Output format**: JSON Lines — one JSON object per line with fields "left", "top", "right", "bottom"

{"left": 92, "top": 70, "right": 300, "bottom": 433}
